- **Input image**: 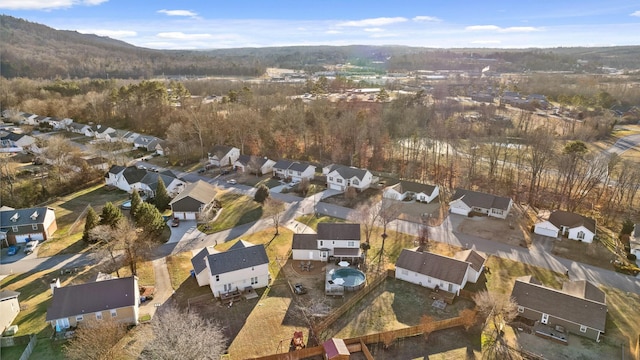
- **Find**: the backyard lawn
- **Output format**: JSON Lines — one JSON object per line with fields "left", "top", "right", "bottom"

{"left": 199, "top": 192, "right": 264, "bottom": 234}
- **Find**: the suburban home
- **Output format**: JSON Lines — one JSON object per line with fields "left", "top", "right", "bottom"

{"left": 0, "top": 206, "right": 57, "bottom": 245}
{"left": 453, "top": 249, "right": 486, "bottom": 283}
{"left": 383, "top": 180, "right": 440, "bottom": 203}
{"left": 155, "top": 140, "right": 169, "bottom": 156}
{"left": 324, "top": 164, "right": 376, "bottom": 192}
{"left": 91, "top": 125, "right": 116, "bottom": 140}
{"left": 534, "top": 210, "right": 596, "bottom": 243}
{"left": 449, "top": 189, "right": 513, "bottom": 219}
{"left": 272, "top": 160, "right": 316, "bottom": 182}
{"left": 510, "top": 276, "right": 607, "bottom": 342}
{"left": 292, "top": 223, "right": 361, "bottom": 262}
{"left": 197, "top": 240, "right": 270, "bottom": 298}
{"left": 82, "top": 156, "right": 110, "bottom": 171}
{"left": 105, "top": 165, "right": 185, "bottom": 197}
{"left": 133, "top": 135, "right": 162, "bottom": 152}
{"left": 170, "top": 180, "right": 218, "bottom": 220}
{"left": 395, "top": 248, "right": 483, "bottom": 296}
{"left": 0, "top": 290, "right": 21, "bottom": 333}
{"left": 208, "top": 145, "right": 240, "bottom": 167}
{"left": 46, "top": 276, "right": 140, "bottom": 330}
{"left": 67, "top": 122, "right": 93, "bottom": 136}
{"left": 0, "top": 132, "right": 36, "bottom": 149}
{"left": 234, "top": 155, "right": 276, "bottom": 175}
{"left": 120, "top": 131, "right": 141, "bottom": 144}
{"left": 191, "top": 246, "right": 217, "bottom": 287}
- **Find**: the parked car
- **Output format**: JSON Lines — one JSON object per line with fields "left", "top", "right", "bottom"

{"left": 227, "top": 179, "right": 237, "bottom": 185}
{"left": 293, "top": 283, "right": 307, "bottom": 295}
{"left": 171, "top": 217, "right": 180, "bottom": 227}
{"left": 7, "top": 245, "right": 19, "bottom": 256}
{"left": 24, "top": 241, "right": 38, "bottom": 254}
{"left": 121, "top": 200, "right": 132, "bottom": 210}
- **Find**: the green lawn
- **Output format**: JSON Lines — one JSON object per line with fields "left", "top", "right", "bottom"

{"left": 295, "top": 215, "right": 345, "bottom": 231}
{"left": 199, "top": 192, "right": 264, "bottom": 234}
{"left": 483, "top": 256, "right": 565, "bottom": 295}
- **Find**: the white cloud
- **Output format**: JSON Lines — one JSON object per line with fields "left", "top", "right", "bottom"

{"left": 156, "top": 32, "right": 213, "bottom": 40}
{"left": 336, "top": 17, "right": 407, "bottom": 27}
{"left": 364, "top": 28, "right": 384, "bottom": 32}
{"left": 369, "top": 33, "right": 398, "bottom": 38}
{"left": 0, "top": 0, "right": 107, "bottom": 10}
{"left": 412, "top": 16, "right": 441, "bottom": 22}
{"left": 157, "top": 9, "right": 198, "bottom": 18}
{"left": 78, "top": 29, "right": 137, "bottom": 38}
{"left": 631, "top": 11, "right": 640, "bottom": 17}
{"left": 325, "top": 30, "right": 342, "bottom": 34}
{"left": 471, "top": 40, "right": 502, "bottom": 44}
{"left": 466, "top": 25, "right": 540, "bottom": 33}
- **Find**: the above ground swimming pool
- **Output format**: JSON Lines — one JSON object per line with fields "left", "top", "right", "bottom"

{"left": 331, "top": 267, "right": 366, "bottom": 291}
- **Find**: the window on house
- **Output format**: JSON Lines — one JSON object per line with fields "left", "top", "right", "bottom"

{"left": 353, "top": 179, "right": 359, "bottom": 185}
{"left": 251, "top": 277, "right": 258, "bottom": 285}
{"left": 347, "top": 241, "right": 355, "bottom": 247}
{"left": 95, "top": 312, "right": 103, "bottom": 320}
{"left": 215, "top": 275, "right": 220, "bottom": 282}
{"left": 319, "top": 241, "right": 323, "bottom": 247}
{"left": 32, "top": 224, "right": 38, "bottom": 230}
{"left": 11, "top": 226, "right": 18, "bottom": 232}
{"left": 337, "top": 178, "right": 343, "bottom": 183}
{"left": 577, "top": 231, "right": 585, "bottom": 240}
{"left": 427, "top": 278, "right": 431, "bottom": 282}
{"left": 110, "top": 309, "right": 117, "bottom": 318}
{"left": 76, "top": 315, "right": 83, "bottom": 322}
{"left": 517, "top": 306, "right": 524, "bottom": 313}
{"left": 580, "top": 325, "right": 587, "bottom": 333}
{"left": 329, "top": 177, "right": 333, "bottom": 181}
{"left": 252, "top": 266, "right": 254, "bottom": 271}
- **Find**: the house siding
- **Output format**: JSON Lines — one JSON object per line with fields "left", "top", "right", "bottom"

{"left": 395, "top": 267, "right": 466, "bottom": 295}
{"left": 449, "top": 200, "right": 471, "bottom": 216}
{"left": 567, "top": 226, "right": 594, "bottom": 243}
{"left": 519, "top": 307, "right": 602, "bottom": 341}
{"left": 534, "top": 221, "right": 560, "bottom": 238}
{"left": 0, "top": 297, "right": 20, "bottom": 331}
{"left": 292, "top": 249, "right": 321, "bottom": 261}
{"left": 53, "top": 305, "right": 138, "bottom": 329}
{"left": 208, "top": 263, "right": 270, "bottom": 297}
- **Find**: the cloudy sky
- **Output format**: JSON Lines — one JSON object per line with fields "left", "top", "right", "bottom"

{"left": 1, "top": 0, "right": 639, "bottom": 50}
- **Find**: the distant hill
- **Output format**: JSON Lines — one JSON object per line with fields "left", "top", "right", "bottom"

{"left": 1, "top": 15, "right": 639, "bottom": 79}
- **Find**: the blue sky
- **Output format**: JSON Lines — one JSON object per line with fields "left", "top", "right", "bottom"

{"left": 1, "top": 0, "right": 639, "bottom": 49}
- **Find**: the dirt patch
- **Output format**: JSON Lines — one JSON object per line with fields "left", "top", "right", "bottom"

{"left": 551, "top": 239, "right": 617, "bottom": 271}
{"left": 456, "top": 212, "right": 531, "bottom": 248}
{"left": 396, "top": 200, "right": 446, "bottom": 225}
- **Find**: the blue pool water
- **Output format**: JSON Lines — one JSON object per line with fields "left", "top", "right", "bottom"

{"left": 332, "top": 268, "right": 366, "bottom": 288}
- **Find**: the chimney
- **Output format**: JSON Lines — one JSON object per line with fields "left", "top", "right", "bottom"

{"left": 50, "top": 278, "right": 60, "bottom": 295}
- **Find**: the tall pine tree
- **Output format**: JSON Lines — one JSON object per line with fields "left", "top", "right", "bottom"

{"left": 130, "top": 190, "right": 143, "bottom": 220}
{"left": 136, "top": 202, "right": 166, "bottom": 237}
{"left": 154, "top": 177, "right": 171, "bottom": 212}
{"left": 82, "top": 206, "right": 99, "bottom": 243}
{"left": 100, "top": 202, "right": 123, "bottom": 228}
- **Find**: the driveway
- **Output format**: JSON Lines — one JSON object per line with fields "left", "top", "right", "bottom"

{"left": 606, "top": 134, "right": 640, "bottom": 155}
{"left": 166, "top": 220, "right": 205, "bottom": 244}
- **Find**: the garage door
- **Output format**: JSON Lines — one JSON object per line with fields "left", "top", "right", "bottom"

{"left": 534, "top": 225, "right": 558, "bottom": 238}
{"left": 15, "top": 233, "right": 44, "bottom": 243}
{"left": 175, "top": 212, "right": 197, "bottom": 220}
{"left": 329, "top": 183, "right": 343, "bottom": 191}
{"left": 450, "top": 207, "right": 469, "bottom": 216}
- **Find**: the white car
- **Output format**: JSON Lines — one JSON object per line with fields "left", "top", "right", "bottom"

{"left": 24, "top": 240, "right": 38, "bottom": 254}
{"left": 227, "top": 179, "right": 237, "bottom": 185}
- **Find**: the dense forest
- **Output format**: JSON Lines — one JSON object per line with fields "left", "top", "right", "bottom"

{"left": 2, "top": 15, "right": 640, "bottom": 79}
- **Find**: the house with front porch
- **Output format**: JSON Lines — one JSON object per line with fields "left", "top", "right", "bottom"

{"left": 510, "top": 276, "right": 607, "bottom": 342}
{"left": 292, "top": 223, "right": 361, "bottom": 262}
{"left": 449, "top": 189, "right": 512, "bottom": 219}
{"left": 0, "top": 206, "right": 57, "bottom": 245}
{"left": 324, "top": 164, "right": 375, "bottom": 192}
{"left": 46, "top": 276, "right": 140, "bottom": 331}
{"left": 534, "top": 210, "right": 596, "bottom": 243}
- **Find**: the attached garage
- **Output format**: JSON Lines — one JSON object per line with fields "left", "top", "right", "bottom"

{"left": 534, "top": 221, "right": 560, "bottom": 238}
{"left": 329, "top": 183, "right": 344, "bottom": 191}
{"left": 15, "top": 233, "right": 44, "bottom": 243}
{"left": 173, "top": 212, "right": 197, "bottom": 220}
{"left": 449, "top": 200, "right": 471, "bottom": 216}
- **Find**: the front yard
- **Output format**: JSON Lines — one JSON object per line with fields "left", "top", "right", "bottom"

{"left": 199, "top": 191, "right": 280, "bottom": 234}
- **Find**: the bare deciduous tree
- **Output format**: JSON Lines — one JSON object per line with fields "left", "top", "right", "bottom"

{"left": 474, "top": 290, "right": 520, "bottom": 360}
{"left": 63, "top": 317, "right": 127, "bottom": 360}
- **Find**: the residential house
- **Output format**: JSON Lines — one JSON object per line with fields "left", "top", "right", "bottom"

{"left": 449, "top": 189, "right": 513, "bottom": 219}
{"left": 292, "top": 223, "right": 361, "bottom": 262}
{"left": 198, "top": 240, "right": 270, "bottom": 297}
{"left": 46, "top": 276, "right": 140, "bottom": 330}
{"left": 0, "top": 290, "right": 20, "bottom": 333}
{"left": 120, "top": 131, "right": 141, "bottom": 144}
{"left": 208, "top": 145, "right": 240, "bottom": 167}
{"left": 82, "top": 156, "right": 110, "bottom": 171}
{"left": 40, "top": 117, "right": 72, "bottom": 130}
{"left": 0, "top": 132, "right": 36, "bottom": 149}
{"left": 234, "top": 155, "right": 276, "bottom": 175}
{"left": 0, "top": 206, "right": 57, "bottom": 244}
{"left": 67, "top": 122, "right": 93, "bottom": 136}
{"left": 191, "top": 246, "right": 217, "bottom": 287}
{"left": 510, "top": 276, "right": 607, "bottom": 342}
{"left": 534, "top": 210, "right": 596, "bottom": 243}
{"left": 155, "top": 140, "right": 169, "bottom": 156}
{"left": 324, "top": 164, "right": 375, "bottom": 192}
{"left": 470, "top": 92, "right": 495, "bottom": 103}
{"left": 104, "top": 165, "right": 185, "bottom": 197}
{"left": 395, "top": 248, "right": 483, "bottom": 296}
{"left": 170, "top": 180, "right": 218, "bottom": 220}
{"left": 453, "top": 249, "right": 486, "bottom": 283}
{"left": 272, "top": 160, "right": 316, "bottom": 182}
{"left": 91, "top": 125, "right": 116, "bottom": 140}
{"left": 133, "top": 135, "right": 161, "bottom": 152}
{"left": 383, "top": 180, "right": 439, "bottom": 203}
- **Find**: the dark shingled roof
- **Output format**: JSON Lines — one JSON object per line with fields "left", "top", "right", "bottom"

{"left": 170, "top": 180, "right": 217, "bottom": 207}
{"left": 317, "top": 223, "right": 361, "bottom": 241}
{"left": 548, "top": 210, "right": 596, "bottom": 234}
{"left": 330, "top": 165, "right": 369, "bottom": 181}
{"left": 236, "top": 155, "right": 270, "bottom": 167}
{"left": 207, "top": 241, "right": 269, "bottom": 276}
{"left": 273, "top": 159, "right": 294, "bottom": 170}
{"left": 122, "top": 166, "right": 148, "bottom": 184}
{"left": 510, "top": 277, "right": 607, "bottom": 331}
{"left": 46, "top": 277, "right": 137, "bottom": 321}
{"left": 191, "top": 247, "right": 215, "bottom": 275}
{"left": 451, "top": 189, "right": 512, "bottom": 211}
{"left": 0, "top": 289, "right": 20, "bottom": 301}
{"left": 288, "top": 162, "right": 314, "bottom": 172}
{"left": 209, "top": 145, "right": 234, "bottom": 156}
{"left": 454, "top": 249, "right": 486, "bottom": 272}
{"left": 292, "top": 234, "right": 318, "bottom": 250}
{"left": 395, "top": 249, "right": 470, "bottom": 285}
{"left": 391, "top": 180, "right": 437, "bottom": 196}
{"left": 0, "top": 207, "right": 53, "bottom": 227}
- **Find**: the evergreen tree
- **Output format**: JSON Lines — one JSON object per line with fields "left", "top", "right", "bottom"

{"left": 135, "top": 202, "right": 166, "bottom": 237}
{"left": 82, "top": 206, "right": 99, "bottom": 243}
{"left": 254, "top": 184, "right": 269, "bottom": 204}
{"left": 100, "top": 202, "right": 123, "bottom": 228}
{"left": 154, "top": 177, "right": 171, "bottom": 212}
{"left": 130, "top": 190, "right": 142, "bottom": 220}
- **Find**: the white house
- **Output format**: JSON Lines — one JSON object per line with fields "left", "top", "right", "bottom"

{"left": 67, "top": 122, "right": 93, "bottom": 136}
{"left": 383, "top": 180, "right": 439, "bottom": 203}
{"left": 91, "top": 125, "right": 116, "bottom": 139}
{"left": 449, "top": 189, "right": 512, "bottom": 219}
{"left": 395, "top": 249, "right": 472, "bottom": 296}
{"left": 170, "top": 180, "right": 218, "bottom": 220}
{"left": 453, "top": 249, "right": 486, "bottom": 283}
{"left": 292, "top": 223, "right": 361, "bottom": 262}
{"left": 234, "top": 155, "right": 276, "bottom": 175}
{"left": 324, "top": 164, "right": 375, "bottom": 192}
{"left": 190, "top": 246, "right": 217, "bottom": 287}
{"left": 0, "top": 290, "right": 20, "bottom": 333}
{"left": 272, "top": 160, "right": 316, "bottom": 182}
{"left": 208, "top": 145, "right": 240, "bottom": 167}
{"left": 105, "top": 165, "right": 185, "bottom": 197}
{"left": 200, "top": 240, "right": 270, "bottom": 298}
{"left": 534, "top": 210, "right": 596, "bottom": 243}
{"left": 133, "top": 135, "right": 161, "bottom": 152}
{"left": 0, "top": 132, "right": 36, "bottom": 149}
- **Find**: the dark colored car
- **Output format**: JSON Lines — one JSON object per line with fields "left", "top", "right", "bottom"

{"left": 7, "top": 245, "right": 19, "bottom": 256}
{"left": 293, "top": 283, "right": 307, "bottom": 295}
{"left": 171, "top": 217, "right": 180, "bottom": 227}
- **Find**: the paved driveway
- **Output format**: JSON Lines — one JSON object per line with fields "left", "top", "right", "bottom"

{"left": 166, "top": 220, "right": 204, "bottom": 244}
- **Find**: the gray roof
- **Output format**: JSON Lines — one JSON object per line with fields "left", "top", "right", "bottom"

{"left": 0, "top": 207, "right": 53, "bottom": 227}
{"left": 122, "top": 166, "right": 148, "bottom": 184}
{"left": 207, "top": 241, "right": 269, "bottom": 276}
{"left": 170, "top": 180, "right": 217, "bottom": 206}
{"left": 236, "top": 155, "right": 270, "bottom": 167}
{"left": 334, "top": 248, "right": 360, "bottom": 256}
{"left": 511, "top": 277, "right": 607, "bottom": 331}
{"left": 107, "top": 165, "right": 125, "bottom": 175}
{"left": 133, "top": 135, "right": 158, "bottom": 146}
{"left": 317, "top": 223, "right": 361, "bottom": 241}
{"left": 46, "top": 277, "right": 137, "bottom": 321}
{"left": 395, "top": 249, "right": 470, "bottom": 285}
{"left": 0, "top": 289, "right": 20, "bottom": 301}
{"left": 331, "top": 165, "right": 369, "bottom": 181}
{"left": 548, "top": 210, "right": 596, "bottom": 234}
{"left": 451, "top": 189, "right": 512, "bottom": 211}
{"left": 394, "top": 180, "right": 437, "bottom": 196}
{"left": 209, "top": 145, "right": 235, "bottom": 157}
{"left": 0, "top": 132, "right": 25, "bottom": 141}
{"left": 140, "top": 172, "right": 179, "bottom": 191}
{"left": 273, "top": 159, "right": 294, "bottom": 170}
{"left": 289, "top": 162, "right": 314, "bottom": 172}
{"left": 454, "top": 249, "right": 486, "bottom": 272}
{"left": 561, "top": 280, "right": 606, "bottom": 304}
{"left": 68, "top": 122, "right": 89, "bottom": 130}
{"left": 191, "top": 247, "right": 214, "bottom": 275}
{"left": 292, "top": 234, "right": 318, "bottom": 250}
